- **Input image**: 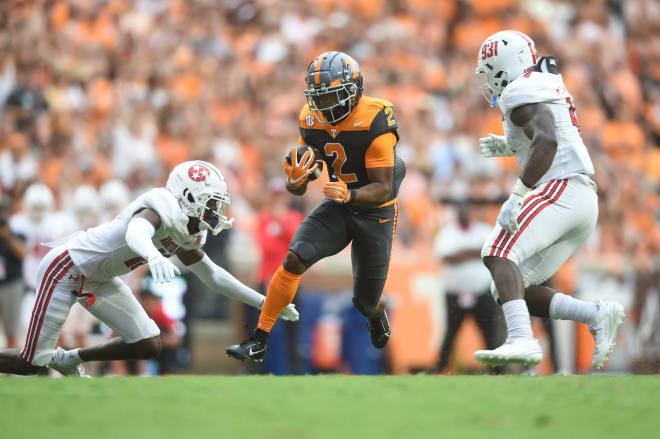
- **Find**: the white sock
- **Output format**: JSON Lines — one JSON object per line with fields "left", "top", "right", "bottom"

{"left": 70, "top": 348, "right": 82, "bottom": 365}
{"left": 502, "top": 299, "right": 534, "bottom": 340}
{"left": 549, "top": 293, "right": 598, "bottom": 325}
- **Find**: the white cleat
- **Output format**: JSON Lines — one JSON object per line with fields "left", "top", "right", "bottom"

{"left": 474, "top": 338, "right": 543, "bottom": 366}
{"left": 48, "top": 347, "right": 91, "bottom": 378}
{"left": 589, "top": 301, "right": 625, "bottom": 370}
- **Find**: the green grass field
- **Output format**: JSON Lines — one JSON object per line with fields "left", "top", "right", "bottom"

{"left": 1, "top": 375, "right": 657, "bottom": 439}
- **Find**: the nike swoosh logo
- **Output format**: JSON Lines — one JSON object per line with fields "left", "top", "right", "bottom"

{"left": 379, "top": 218, "right": 391, "bottom": 224}
{"left": 288, "top": 174, "right": 306, "bottom": 184}
{"left": 248, "top": 347, "right": 265, "bottom": 356}
{"left": 353, "top": 121, "right": 364, "bottom": 127}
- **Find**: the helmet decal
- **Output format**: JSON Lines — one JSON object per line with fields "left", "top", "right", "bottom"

{"left": 512, "top": 30, "right": 537, "bottom": 63}
{"left": 188, "top": 164, "right": 211, "bottom": 182}
{"left": 167, "top": 160, "right": 234, "bottom": 235}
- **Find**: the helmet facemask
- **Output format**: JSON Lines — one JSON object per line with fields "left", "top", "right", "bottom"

{"left": 475, "top": 64, "right": 509, "bottom": 108}
{"left": 189, "top": 190, "right": 233, "bottom": 235}
{"left": 304, "top": 82, "right": 359, "bottom": 124}
{"left": 168, "top": 160, "right": 235, "bottom": 236}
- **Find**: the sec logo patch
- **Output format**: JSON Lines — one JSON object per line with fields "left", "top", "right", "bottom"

{"left": 305, "top": 114, "right": 314, "bottom": 127}
{"left": 188, "top": 164, "right": 210, "bottom": 182}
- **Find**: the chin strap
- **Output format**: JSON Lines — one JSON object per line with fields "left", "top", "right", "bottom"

{"left": 489, "top": 94, "right": 499, "bottom": 108}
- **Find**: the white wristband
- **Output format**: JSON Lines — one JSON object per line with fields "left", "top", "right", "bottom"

{"left": 512, "top": 178, "right": 532, "bottom": 197}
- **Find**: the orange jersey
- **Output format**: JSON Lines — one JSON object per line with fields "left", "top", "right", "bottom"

{"left": 299, "top": 96, "right": 406, "bottom": 203}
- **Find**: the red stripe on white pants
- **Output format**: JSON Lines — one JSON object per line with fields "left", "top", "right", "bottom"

{"left": 502, "top": 180, "right": 568, "bottom": 258}
{"left": 21, "top": 251, "right": 73, "bottom": 363}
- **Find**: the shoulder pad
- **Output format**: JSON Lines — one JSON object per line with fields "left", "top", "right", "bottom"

{"left": 140, "top": 188, "right": 189, "bottom": 235}
{"left": 499, "top": 72, "right": 568, "bottom": 116}
{"left": 362, "top": 97, "right": 399, "bottom": 140}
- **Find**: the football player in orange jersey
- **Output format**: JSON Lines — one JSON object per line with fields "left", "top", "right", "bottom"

{"left": 227, "top": 51, "right": 406, "bottom": 362}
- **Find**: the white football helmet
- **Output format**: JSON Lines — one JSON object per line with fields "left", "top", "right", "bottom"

{"left": 166, "top": 160, "right": 233, "bottom": 235}
{"left": 99, "top": 179, "right": 131, "bottom": 217}
{"left": 24, "top": 183, "right": 54, "bottom": 223}
{"left": 475, "top": 30, "right": 538, "bottom": 107}
{"left": 72, "top": 185, "right": 101, "bottom": 229}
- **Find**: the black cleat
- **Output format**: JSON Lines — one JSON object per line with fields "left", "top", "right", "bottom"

{"left": 226, "top": 331, "right": 267, "bottom": 362}
{"left": 367, "top": 302, "right": 391, "bottom": 349}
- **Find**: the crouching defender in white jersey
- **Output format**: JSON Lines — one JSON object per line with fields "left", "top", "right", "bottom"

{"left": 473, "top": 31, "right": 624, "bottom": 369}
{"left": 0, "top": 160, "right": 298, "bottom": 376}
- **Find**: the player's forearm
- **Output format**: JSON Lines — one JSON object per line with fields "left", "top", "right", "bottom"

{"left": 125, "top": 217, "right": 161, "bottom": 260}
{"left": 353, "top": 182, "right": 391, "bottom": 206}
{"left": 519, "top": 136, "right": 557, "bottom": 188}
{"left": 188, "top": 254, "right": 265, "bottom": 309}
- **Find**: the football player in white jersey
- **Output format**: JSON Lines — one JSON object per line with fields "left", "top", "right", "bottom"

{"left": 99, "top": 179, "right": 132, "bottom": 222}
{"left": 9, "top": 184, "right": 64, "bottom": 294}
{"left": 0, "top": 160, "right": 298, "bottom": 376}
{"left": 473, "top": 31, "right": 624, "bottom": 369}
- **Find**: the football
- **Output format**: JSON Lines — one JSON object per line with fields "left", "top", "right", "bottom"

{"left": 285, "top": 144, "right": 324, "bottom": 181}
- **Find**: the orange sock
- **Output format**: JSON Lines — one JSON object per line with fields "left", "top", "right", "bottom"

{"left": 257, "top": 265, "right": 301, "bottom": 332}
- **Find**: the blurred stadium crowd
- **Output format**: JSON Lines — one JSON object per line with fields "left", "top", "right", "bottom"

{"left": 0, "top": 0, "right": 658, "bottom": 374}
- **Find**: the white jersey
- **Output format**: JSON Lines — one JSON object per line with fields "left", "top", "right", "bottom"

{"left": 10, "top": 212, "right": 73, "bottom": 289}
{"left": 63, "top": 188, "right": 207, "bottom": 282}
{"left": 434, "top": 221, "right": 492, "bottom": 293}
{"left": 498, "top": 72, "right": 594, "bottom": 186}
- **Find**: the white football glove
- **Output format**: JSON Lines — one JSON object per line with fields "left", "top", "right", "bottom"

{"left": 256, "top": 300, "right": 300, "bottom": 322}
{"left": 497, "top": 179, "right": 532, "bottom": 235}
{"left": 480, "top": 134, "right": 515, "bottom": 158}
{"left": 148, "top": 254, "right": 181, "bottom": 283}
{"left": 497, "top": 193, "right": 523, "bottom": 235}
{"left": 280, "top": 303, "right": 300, "bottom": 322}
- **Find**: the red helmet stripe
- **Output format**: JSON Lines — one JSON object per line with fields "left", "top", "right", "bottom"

{"left": 512, "top": 31, "right": 537, "bottom": 64}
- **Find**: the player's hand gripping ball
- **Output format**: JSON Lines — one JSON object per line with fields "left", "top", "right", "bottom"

{"left": 284, "top": 145, "right": 323, "bottom": 188}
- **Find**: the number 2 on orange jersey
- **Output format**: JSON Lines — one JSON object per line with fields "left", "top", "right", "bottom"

{"left": 384, "top": 106, "right": 396, "bottom": 126}
{"left": 324, "top": 143, "right": 358, "bottom": 183}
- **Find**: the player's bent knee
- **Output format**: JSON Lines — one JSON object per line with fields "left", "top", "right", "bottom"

{"left": 135, "top": 336, "right": 162, "bottom": 359}
{"left": 10, "top": 354, "right": 41, "bottom": 375}
{"left": 146, "top": 336, "right": 162, "bottom": 358}
{"left": 283, "top": 251, "right": 307, "bottom": 275}
{"left": 17, "top": 362, "right": 41, "bottom": 375}
{"left": 24, "top": 364, "right": 41, "bottom": 375}
{"left": 482, "top": 255, "right": 504, "bottom": 270}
